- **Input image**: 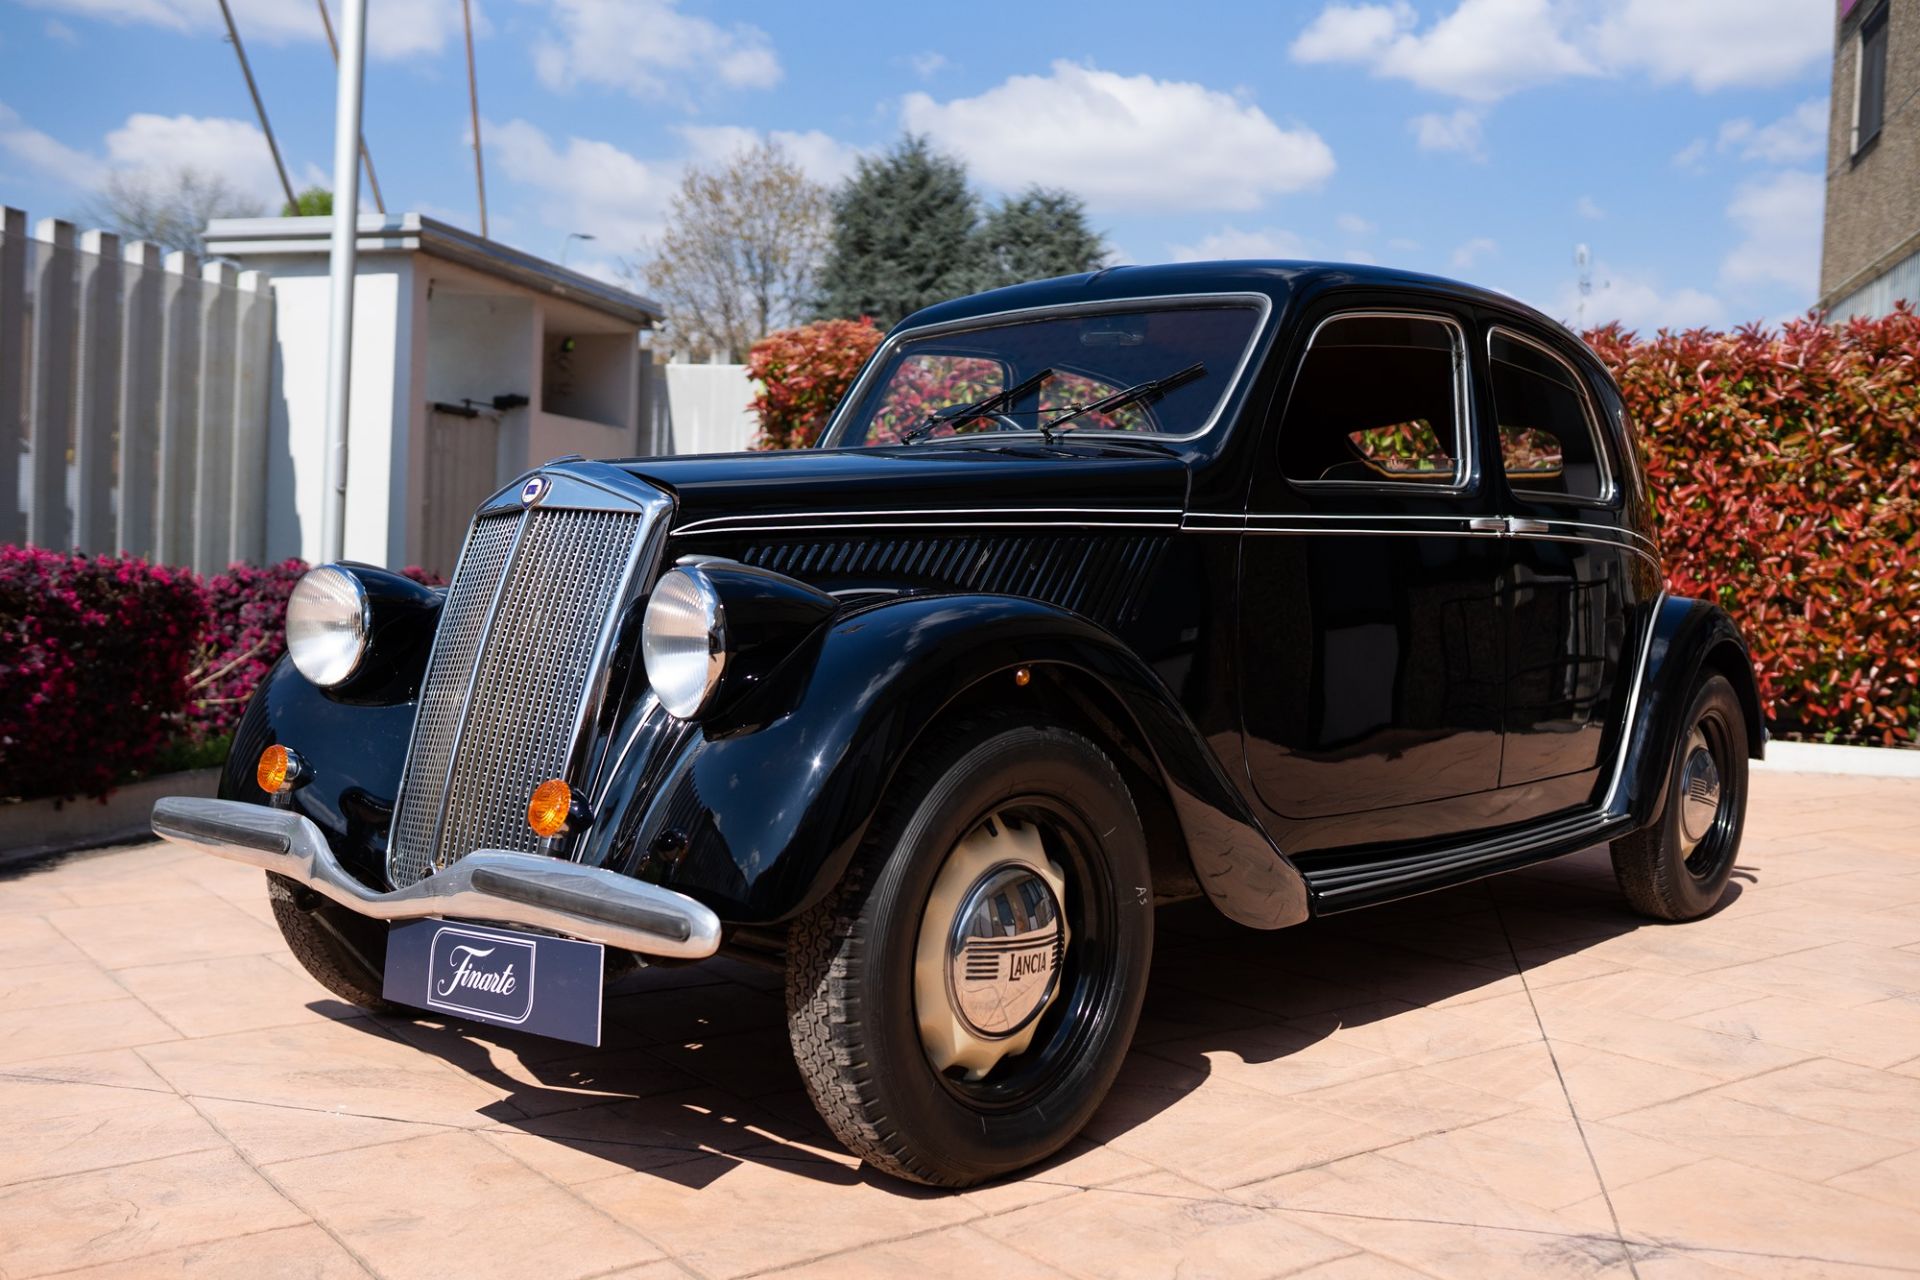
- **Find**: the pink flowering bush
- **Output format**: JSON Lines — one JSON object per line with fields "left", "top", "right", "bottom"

{"left": 2, "top": 550, "right": 446, "bottom": 801}
{"left": 0, "top": 547, "right": 210, "bottom": 801}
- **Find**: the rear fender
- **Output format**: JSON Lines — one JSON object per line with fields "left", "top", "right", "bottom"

{"left": 1615, "top": 596, "right": 1765, "bottom": 830}
{"left": 579, "top": 593, "right": 1308, "bottom": 929}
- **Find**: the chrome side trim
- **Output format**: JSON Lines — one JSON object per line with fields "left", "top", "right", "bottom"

{"left": 677, "top": 516, "right": 1184, "bottom": 538}
{"left": 1601, "top": 590, "right": 1666, "bottom": 813}
{"left": 1178, "top": 512, "right": 1662, "bottom": 570}
{"left": 818, "top": 291, "right": 1275, "bottom": 448}
{"left": 673, "top": 505, "right": 1185, "bottom": 535}
{"left": 154, "top": 798, "right": 720, "bottom": 960}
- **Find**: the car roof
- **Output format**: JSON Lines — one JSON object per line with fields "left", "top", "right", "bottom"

{"left": 895, "top": 260, "right": 1569, "bottom": 343}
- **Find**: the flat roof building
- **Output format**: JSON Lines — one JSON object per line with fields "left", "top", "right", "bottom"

{"left": 1820, "top": 0, "right": 1920, "bottom": 320}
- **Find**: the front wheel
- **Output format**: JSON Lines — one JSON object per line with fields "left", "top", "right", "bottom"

{"left": 785, "top": 717, "right": 1154, "bottom": 1187}
{"left": 1610, "top": 673, "right": 1749, "bottom": 921}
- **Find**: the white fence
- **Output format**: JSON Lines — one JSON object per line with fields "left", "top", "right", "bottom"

{"left": 2, "top": 207, "right": 274, "bottom": 574}
{"left": 662, "top": 362, "right": 760, "bottom": 454}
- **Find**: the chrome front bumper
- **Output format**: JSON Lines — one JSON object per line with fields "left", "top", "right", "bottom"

{"left": 150, "top": 797, "right": 722, "bottom": 961}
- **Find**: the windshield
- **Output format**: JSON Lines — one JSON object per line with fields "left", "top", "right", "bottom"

{"left": 826, "top": 302, "right": 1263, "bottom": 447}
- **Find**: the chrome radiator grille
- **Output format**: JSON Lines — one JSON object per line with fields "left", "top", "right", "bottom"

{"left": 387, "top": 500, "right": 653, "bottom": 888}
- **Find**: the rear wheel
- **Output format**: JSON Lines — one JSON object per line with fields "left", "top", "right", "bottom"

{"left": 1610, "top": 673, "right": 1748, "bottom": 921}
{"left": 785, "top": 717, "right": 1153, "bottom": 1187}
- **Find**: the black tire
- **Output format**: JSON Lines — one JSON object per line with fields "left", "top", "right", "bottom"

{"left": 785, "top": 717, "right": 1154, "bottom": 1187}
{"left": 1610, "top": 673, "right": 1748, "bottom": 921}
{"left": 265, "top": 872, "right": 400, "bottom": 1012}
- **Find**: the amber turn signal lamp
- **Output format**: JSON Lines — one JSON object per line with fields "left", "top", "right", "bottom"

{"left": 527, "top": 779, "right": 572, "bottom": 838}
{"left": 256, "top": 744, "right": 301, "bottom": 794}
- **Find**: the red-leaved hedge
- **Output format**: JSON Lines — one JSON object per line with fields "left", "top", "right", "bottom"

{"left": 0, "top": 547, "right": 210, "bottom": 801}
{"left": 748, "top": 317, "right": 881, "bottom": 449}
{"left": 1, "top": 553, "right": 444, "bottom": 801}
{"left": 1589, "top": 308, "right": 1920, "bottom": 745}
{"left": 752, "top": 310, "right": 1920, "bottom": 746}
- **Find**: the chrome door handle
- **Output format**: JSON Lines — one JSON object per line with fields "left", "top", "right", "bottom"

{"left": 1508, "top": 518, "right": 1550, "bottom": 534}
{"left": 1467, "top": 517, "right": 1506, "bottom": 533}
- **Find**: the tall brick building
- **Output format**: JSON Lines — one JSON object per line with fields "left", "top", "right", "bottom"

{"left": 1821, "top": 0, "right": 1919, "bottom": 319}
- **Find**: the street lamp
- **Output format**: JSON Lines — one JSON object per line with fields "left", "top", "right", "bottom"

{"left": 562, "top": 232, "right": 596, "bottom": 266}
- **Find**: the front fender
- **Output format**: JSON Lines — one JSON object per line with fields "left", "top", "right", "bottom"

{"left": 1615, "top": 595, "right": 1765, "bottom": 830}
{"left": 581, "top": 593, "right": 1308, "bottom": 929}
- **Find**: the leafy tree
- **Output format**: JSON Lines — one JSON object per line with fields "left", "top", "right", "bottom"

{"left": 80, "top": 168, "right": 263, "bottom": 256}
{"left": 629, "top": 140, "right": 831, "bottom": 362}
{"left": 815, "top": 135, "right": 982, "bottom": 328}
{"left": 283, "top": 186, "right": 332, "bottom": 216}
{"left": 977, "top": 187, "right": 1108, "bottom": 289}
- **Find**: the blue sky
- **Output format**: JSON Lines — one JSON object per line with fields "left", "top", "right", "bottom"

{"left": 0, "top": 0, "right": 1833, "bottom": 333}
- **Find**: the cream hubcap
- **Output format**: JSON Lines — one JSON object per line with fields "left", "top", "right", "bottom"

{"left": 914, "top": 814, "right": 1069, "bottom": 1081}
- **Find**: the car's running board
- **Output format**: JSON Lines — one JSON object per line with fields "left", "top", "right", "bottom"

{"left": 150, "top": 797, "right": 722, "bottom": 960}
{"left": 1300, "top": 809, "right": 1630, "bottom": 912}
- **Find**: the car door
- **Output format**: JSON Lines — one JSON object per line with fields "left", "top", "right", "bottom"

{"left": 1481, "top": 319, "right": 1643, "bottom": 803}
{"left": 1238, "top": 303, "right": 1508, "bottom": 855}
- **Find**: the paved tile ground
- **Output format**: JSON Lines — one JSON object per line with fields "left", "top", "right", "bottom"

{"left": 2, "top": 769, "right": 1918, "bottom": 1279}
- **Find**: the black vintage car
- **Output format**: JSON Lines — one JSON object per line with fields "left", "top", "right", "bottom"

{"left": 153, "top": 262, "right": 1761, "bottom": 1187}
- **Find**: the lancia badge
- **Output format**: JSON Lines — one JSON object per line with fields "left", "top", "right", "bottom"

{"left": 519, "top": 475, "right": 549, "bottom": 506}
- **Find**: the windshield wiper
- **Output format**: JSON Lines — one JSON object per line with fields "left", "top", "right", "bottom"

{"left": 1036, "top": 362, "right": 1206, "bottom": 443}
{"left": 901, "top": 367, "right": 1054, "bottom": 445}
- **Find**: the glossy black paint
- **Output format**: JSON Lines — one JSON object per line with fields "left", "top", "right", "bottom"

{"left": 570, "top": 592, "right": 1307, "bottom": 928}
{"left": 230, "top": 260, "right": 1765, "bottom": 932}
{"left": 322, "top": 565, "right": 444, "bottom": 704}
{"left": 681, "top": 561, "right": 840, "bottom": 720}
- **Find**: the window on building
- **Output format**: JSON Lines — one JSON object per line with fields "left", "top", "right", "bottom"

{"left": 1858, "top": 2, "right": 1890, "bottom": 154}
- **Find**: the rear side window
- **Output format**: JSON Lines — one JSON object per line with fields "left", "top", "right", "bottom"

{"left": 1489, "top": 330, "right": 1609, "bottom": 503}
{"left": 1278, "top": 313, "right": 1467, "bottom": 488}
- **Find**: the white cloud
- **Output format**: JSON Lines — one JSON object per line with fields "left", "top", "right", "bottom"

{"left": 1387, "top": 236, "right": 1421, "bottom": 252}
{"left": 1450, "top": 236, "right": 1497, "bottom": 268}
{"left": 485, "top": 118, "right": 680, "bottom": 249}
{"left": 1589, "top": 0, "right": 1830, "bottom": 93}
{"left": 16, "top": 0, "right": 465, "bottom": 59}
{"left": 1292, "top": 0, "right": 1591, "bottom": 102}
{"left": 1719, "top": 100, "right": 1828, "bottom": 165}
{"left": 0, "top": 103, "right": 318, "bottom": 207}
{"left": 1335, "top": 213, "right": 1375, "bottom": 236}
{"left": 1410, "top": 108, "right": 1486, "bottom": 160}
{"left": 674, "top": 125, "right": 863, "bottom": 186}
{"left": 1167, "top": 226, "right": 1314, "bottom": 262}
{"left": 43, "top": 18, "right": 78, "bottom": 42}
{"left": 901, "top": 61, "right": 1334, "bottom": 213}
{"left": 1671, "top": 137, "right": 1709, "bottom": 171}
{"left": 1721, "top": 170, "right": 1823, "bottom": 296}
{"left": 1553, "top": 266, "right": 1727, "bottom": 333}
{"left": 533, "top": 0, "right": 780, "bottom": 98}
{"left": 908, "top": 51, "right": 949, "bottom": 80}
{"left": 1575, "top": 194, "right": 1605, "bottom": 220}
{"left": 0, "top": 101, "right": 107, "bottom": 190}
{"left": 106, "top": 113, "right": 317, "bottom": 206}
{"left": 1292, "top": 0, "right": 1828, "bottom": 102}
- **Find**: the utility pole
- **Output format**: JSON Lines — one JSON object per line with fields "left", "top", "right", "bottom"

{"left": 320, "top": 0, "right": 367, "bottom": 563}
{"left": 462, "top": 0, "right": 488, "bottom": 237}
{"left": 216, "top": 0, "right": 298, "bottom": 213}
{"left": 1575, "top": 243, "right": 1592, "bottom": 332}
{"left": 315, "top": 0, "right": 386, "bottom": 215}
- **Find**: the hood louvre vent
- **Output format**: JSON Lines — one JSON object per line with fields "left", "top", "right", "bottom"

{"left": 741, "top": 534, "right": 1167, "bottom": 628}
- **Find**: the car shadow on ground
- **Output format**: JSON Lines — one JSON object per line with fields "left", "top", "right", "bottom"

{"left": 321, "top": 843, "right": 1754, "bottom": 1194}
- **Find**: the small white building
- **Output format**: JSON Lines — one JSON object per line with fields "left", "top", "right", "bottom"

{"left": 203, "top": 214, "right": 665, "bottom": 577}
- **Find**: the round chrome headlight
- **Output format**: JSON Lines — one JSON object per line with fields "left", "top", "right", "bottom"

{"left": 642, "top": 568, "right": 727, "bottom": 719}
{"left": 285, "top": 565, "right": 370, "bottom": 687}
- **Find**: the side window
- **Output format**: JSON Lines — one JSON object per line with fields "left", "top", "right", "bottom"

{"left": 1278, "top": 313, "right": 1467, "bottom": 488}
{"left": 1488, "top": 330, "right": 1609, "bottom": 503}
